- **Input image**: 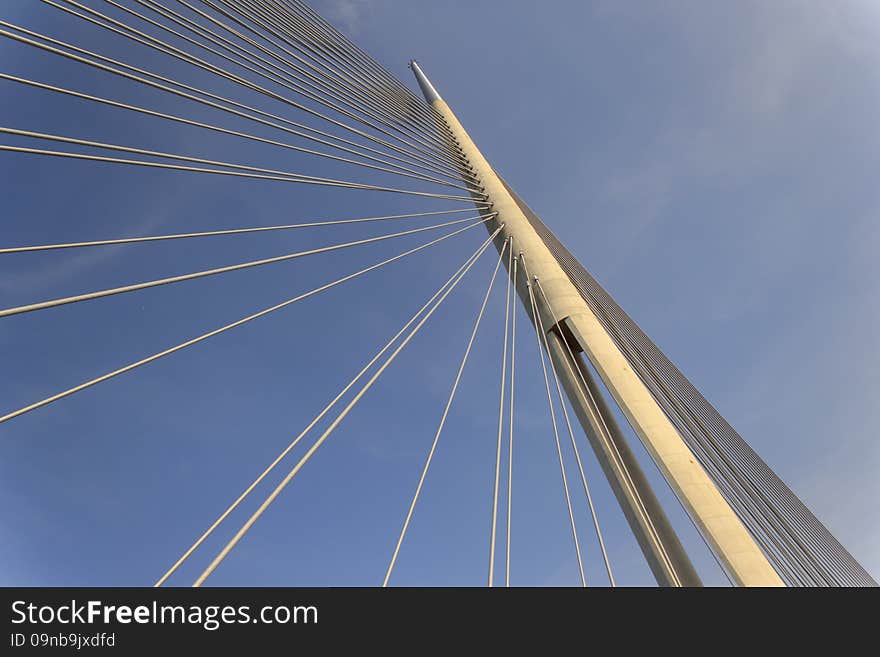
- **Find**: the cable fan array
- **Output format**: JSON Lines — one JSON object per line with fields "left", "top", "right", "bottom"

{"left": 0, "top": 0, "right": 617, "bottom": 587}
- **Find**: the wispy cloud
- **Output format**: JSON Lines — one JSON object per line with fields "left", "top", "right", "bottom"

{"left": 550, "top": 0, "right": 880, "bottom": 578}
{"left": 317, "top": 0, "right": 375, "bottom": 35}
{"left": 0, "top": 200, "right": 173, "bottom": 297}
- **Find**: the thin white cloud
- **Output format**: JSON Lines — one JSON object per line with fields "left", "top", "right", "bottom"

{"left": 317, "top": 0, "right": 374, "bottom": 35}
{"left": 0, "top": 199, "right": 173, "bottom": 296}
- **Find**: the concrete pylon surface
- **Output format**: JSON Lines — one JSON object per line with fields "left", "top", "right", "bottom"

{"left": 410, "top": 60, "right": 784, "bottom": 587}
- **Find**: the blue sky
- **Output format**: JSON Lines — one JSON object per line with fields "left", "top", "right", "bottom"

{"left": 1, "top": 0, "right": 877, "bottom": 586}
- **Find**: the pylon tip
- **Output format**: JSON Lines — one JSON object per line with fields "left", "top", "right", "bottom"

{"left": 409, "top": 60, "right": 442, "bottom": 103}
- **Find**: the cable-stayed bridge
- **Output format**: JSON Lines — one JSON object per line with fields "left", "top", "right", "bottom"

{"left": 0, "top": 0, "right": 875, "bottom": 587}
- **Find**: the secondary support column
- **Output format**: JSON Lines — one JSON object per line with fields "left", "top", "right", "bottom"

{"left": 410, "top": 60, "right": 783, "bottom": 587}
{"left": 546, "top": 328, "right": 702, "bottom": 586}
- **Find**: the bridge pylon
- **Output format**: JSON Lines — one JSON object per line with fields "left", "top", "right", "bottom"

{"left": 411, "top": 59, "right": 784, "bottom": 587}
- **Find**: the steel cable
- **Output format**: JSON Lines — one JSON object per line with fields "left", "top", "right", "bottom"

{"left": 0, "top": 216, "right": 490, "bottom": 319}
{"left": 382, "top": 237, "right": 509, "bottom": 587}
